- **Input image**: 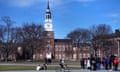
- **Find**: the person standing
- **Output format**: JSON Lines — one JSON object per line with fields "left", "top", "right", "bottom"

{"left": 109, "top": 55, "right": 115, "bottom": 69}
{"left": 96, "top": 57, "right": 101, "bottom": 70}
{"left": 101, "top": 57, "right": 105, "bottom": 69}
{"left": 86, "top": 58, "right": 91, "bottom": 69}
{"left": 80, "top": 58, "right": 85, "bottom": 69}
{"left": 84, "top": 58, "right": 87, "bottom": 69}
{"left": 113, "top": 56, "right": 119, "bottom": 71}
{"left": 90, "top": 57, "right": 96, "bottom": 70}
{"left": 105, "top": 56, "right": 109, "bottom": 70}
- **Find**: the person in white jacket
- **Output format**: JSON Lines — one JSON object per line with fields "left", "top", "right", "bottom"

{"left": 36, "top": 65, "right": 41, "bottom": 71}
{"left": 87, "top": 58, "right": 91, "bottom": 69}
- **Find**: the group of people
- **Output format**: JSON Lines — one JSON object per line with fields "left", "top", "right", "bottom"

{"left": 80, "top": 55, "right": 119, "bottom": 71}
{"left": 36, "top": 58, "right": 65, "bottom": 71}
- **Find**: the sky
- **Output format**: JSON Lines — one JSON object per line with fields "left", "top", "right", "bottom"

{"left": 0, "top": 0, "right": 120, "bottom": 39}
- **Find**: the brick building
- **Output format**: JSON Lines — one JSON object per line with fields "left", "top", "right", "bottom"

{"left": 33, "top": 1, "right": 91, "bottom": 61}
{"left": 93, "top": 29, "right": 120, "bottom": 58}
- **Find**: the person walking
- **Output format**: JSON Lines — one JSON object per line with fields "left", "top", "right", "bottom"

{"left": 59, "top": 58, "right": 65, "bottom": 69}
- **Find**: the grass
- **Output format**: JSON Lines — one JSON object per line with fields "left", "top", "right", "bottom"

{"left": 0, "top": 65, "right": 80, "bottom": 71}
{"left": 0, "top": 60, "right": 80, "bottom": 64}
{"left": 0, "top": 66, "right": 36, "bottom": 71}
{"left": 0, "top": 60, "right": 81, "bottom": 71}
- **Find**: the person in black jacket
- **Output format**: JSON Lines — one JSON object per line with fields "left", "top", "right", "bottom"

{"left": 109, "top": 55, "right": 115, "bottom": 69}
{"left": 90, "top": 56, "right": 97, "bottom": 70}
{"left": 80, "top": 58, "right": 85, "bottom": 69}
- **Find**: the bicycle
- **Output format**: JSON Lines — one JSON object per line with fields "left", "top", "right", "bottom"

{"left": 55, "top": 64, "right": 71, "bottom": 72}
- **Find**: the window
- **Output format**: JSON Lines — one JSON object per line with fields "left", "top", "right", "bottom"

{"left": 87, "top": 53, "right": 90, "bottom": 58}
{"left": 58, "top": 45, "right": 61, "bottom": 51}
{"left": 73, "top": 47, "right": 76, "bottom": 51}
{"left": 55, "top": 54, "right": 58, "bottom": 59}
{"left": 59, "top": 54, "right": 61, "bottom": 59}
{"left": 83, "top": 47, "right": 86, "bottom": 51}
{"left": 62, "top": 45, "right": 65, "bottom": 51}
{"left": 55, "top": 45, "right": 58, "bottom": 51}
{"left": 83, "top": 53, "right": 86, "bottom": 58}
{"left": 79, "top": 53, "right": 82, "bottom": 58}
{"left": 73, "top": 54, "right": 76, "bottom": 59}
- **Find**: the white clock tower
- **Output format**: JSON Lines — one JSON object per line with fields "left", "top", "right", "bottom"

{"left": 44, "top": 1, "right": 53, "bottom": 31}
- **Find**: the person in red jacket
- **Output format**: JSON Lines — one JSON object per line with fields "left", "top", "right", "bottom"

{"left": 113, "top": 56, "right": 119, "bottom": 71}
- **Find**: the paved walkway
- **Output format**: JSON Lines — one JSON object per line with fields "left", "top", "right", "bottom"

{"left": 0, "top": 63, "right": 120, "bottom": 72}
{"left": 1, "top": 70, "right": 120, "bottom": 72}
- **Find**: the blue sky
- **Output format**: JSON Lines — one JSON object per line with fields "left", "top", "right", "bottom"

{"left": 0, "top": 0, "right": 120, "bottom": 38}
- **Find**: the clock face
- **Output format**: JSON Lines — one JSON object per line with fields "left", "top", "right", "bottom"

{"left": 47, "top": 24, "right": 50, "bottom": 27}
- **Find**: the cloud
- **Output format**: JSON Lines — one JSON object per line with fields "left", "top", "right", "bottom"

{"left": 76, "top": 0, "right": 96, "bottom": 3}
{"left": 47, "top": 0, "right": 64, "bottom": 7}
{"left": 0, "top": 0, "right": 96, "bottom": 8}
{"left": 0, "top": 0, "right": 39, "bottom": 7}
{"left": 74, "top": 0, "right": 96, "bottom": 7}
{"left": 107, "top": 13, "right": 120, "bottom": 25}
{"left": 10, "top": 0, "right": 36, "bottom": 7}
{"left": 108, "top": 13, "right": 120, "bottom": 18}
{"left": 112, "top": 20, "right": 119, "bottom": 24}
{"left": 0, "top": 0, "right": 64, "bottom": 8}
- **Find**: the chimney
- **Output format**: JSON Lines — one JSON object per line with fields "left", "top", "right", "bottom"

{"left": 115, "top": 29, "right": 120, "bottom": 33}
{"left": 115, "top": 29, "right": 120, "bottom": 34}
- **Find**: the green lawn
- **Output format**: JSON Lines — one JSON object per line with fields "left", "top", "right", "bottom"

{"left": 0, "top": 66, "right": 36, "bottom": 71}
{"left": 0, "top": 65, "right": 80, "bottom": 71}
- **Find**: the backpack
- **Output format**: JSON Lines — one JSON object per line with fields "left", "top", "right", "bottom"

{"left": 114, "top": 58, "right": 118, "bottom": 65}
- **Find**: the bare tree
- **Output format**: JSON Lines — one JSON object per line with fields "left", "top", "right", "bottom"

{"left": 15, "top": 23, "right": 44, "bottom": 60}
{"left": 0, "top": 25, "right": 5, "bottom": 41}
{"left": 0, "top": 16, "right": 15, "bottom": 61}
{"left": 90, "top": 24, "right": 113, "bottom": 56}
{"left": 0, "top": 24, "right": 6, "bottom": 61}
{"left": 67, "top": 28, "right": 91, "bottom": 59}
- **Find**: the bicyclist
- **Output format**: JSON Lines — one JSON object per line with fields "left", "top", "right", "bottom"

{"left": 59, "top": 58, "right": 65, "bottom": 69}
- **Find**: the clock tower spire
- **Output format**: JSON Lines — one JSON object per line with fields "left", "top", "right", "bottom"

{"left": 44, "top": 0, "right": 53, "bottom": 31}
